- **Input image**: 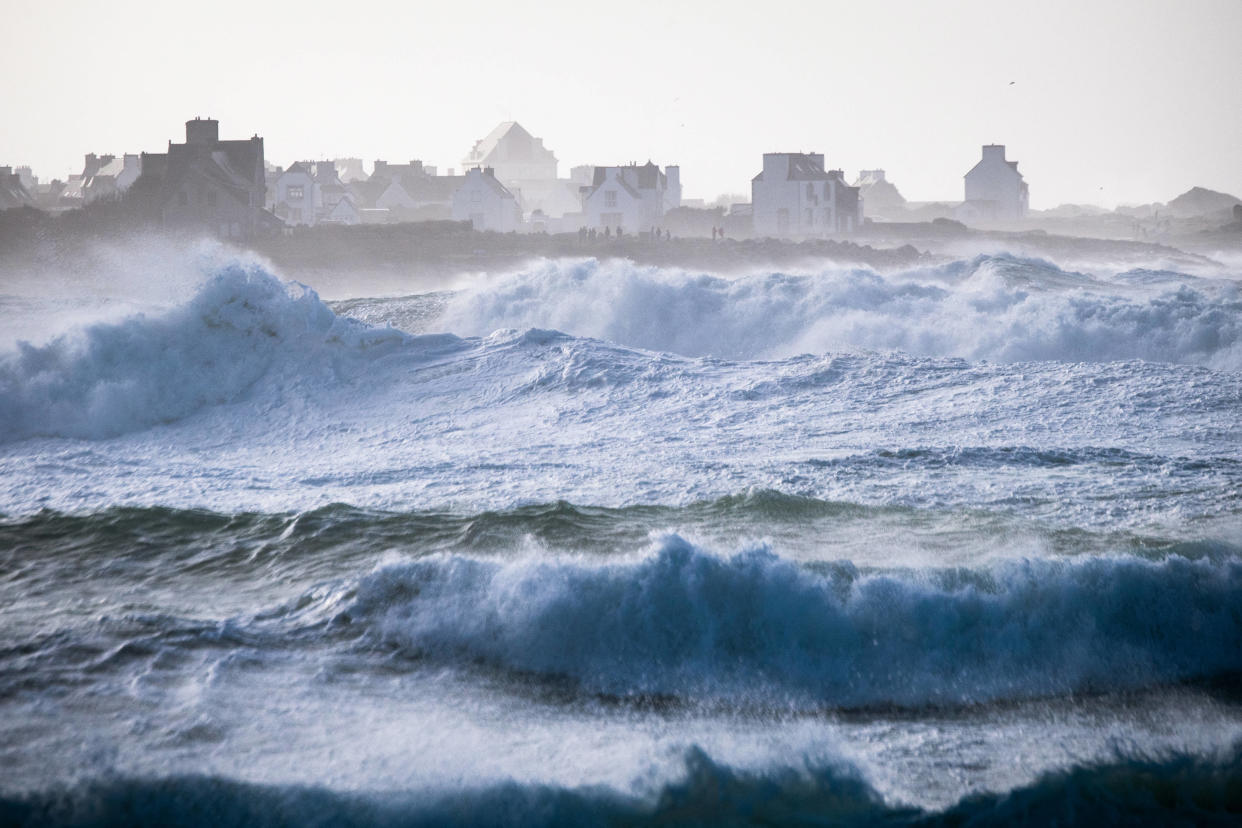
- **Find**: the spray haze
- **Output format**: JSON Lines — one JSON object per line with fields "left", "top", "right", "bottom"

{"left": 3, "top": 3, "right": 1242, "bottom": 826}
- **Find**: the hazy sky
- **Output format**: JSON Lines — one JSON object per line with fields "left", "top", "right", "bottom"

{"left": 2, "top": 0, "right": 1239, "bottom": 208}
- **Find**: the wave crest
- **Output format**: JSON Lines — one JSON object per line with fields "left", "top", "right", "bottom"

{"left": 4, "top": 743, "right": 1240, "bottom": 827}
{"left": 440, "top": 255, "right": 1242, "bottom": 367}
{"left": 337, "top": 535, "right": 1242, "bottom": 708}
{"left": 0, "top": 263, "right": 411, "bottom": 441}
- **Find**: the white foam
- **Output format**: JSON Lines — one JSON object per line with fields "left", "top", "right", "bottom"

{"left": 439, "top": 255, "right": 1242, "bottom": 368}
{"left": 345, "top": 535, "right": 1242, "bottom": 708}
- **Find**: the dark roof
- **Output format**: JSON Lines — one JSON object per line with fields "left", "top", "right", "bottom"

{"left": 403, "top": 173, "right": 464, "bottom": 203}
{"left": 347, "top": 178, "right": 390, "bottom": 208}
{"left": 786, "top": 155, "right": 834, "bottom": 181}
{"left": 0, "top": 174, "right": 34, "bottom": 210}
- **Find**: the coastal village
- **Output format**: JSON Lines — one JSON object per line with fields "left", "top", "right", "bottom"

{"left": 2, "top": 117, "right": 1239, "bottom": 244}
{"left": 0, "top": 117, "right": 1032, "bottom": 239}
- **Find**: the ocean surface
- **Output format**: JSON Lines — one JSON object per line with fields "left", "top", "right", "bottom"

{"left": 1, "top": 249, "right": 1241, "bottom": 825}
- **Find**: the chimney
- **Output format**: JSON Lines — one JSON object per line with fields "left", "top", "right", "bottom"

{"left": 762, "top": 153, "right": 791, "bottom": 181}
{"left": 483, "top": 166, "right": 495, "bottom": 178}
{"left": 982, "top": 144, "right": 1006, "bottom": 161}
{"left": 186, "top": 117, "right": 219, "bottom": 146}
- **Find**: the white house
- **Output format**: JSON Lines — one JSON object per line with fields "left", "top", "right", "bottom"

{"left": 273, "top": 161, "right": 318, "bottom": 225}
{"left": 961, "top": 144, "right": 1028, "bottom": 221}
{"left": 81, "top": 154, "right": 143, "bottom": 203}
{"left": 580, "top": 161, "right": 681, "bottom": 232}
{"left": 462, "top": 122, "right": 557, "bottom": 183}
{"left": 852, "top": 169, "right": 906, "bottom": 219}
{"left": 751, "top": 152, "right": 862, "bottom": 237}
{"left": 452, "top": 167, "right": 522, "bottom": 232}
{"left": 321, "top": 196, "right": 360, "bottom": 225}
{"left": 460, "top": 122, "right": 590, "bottom": 219}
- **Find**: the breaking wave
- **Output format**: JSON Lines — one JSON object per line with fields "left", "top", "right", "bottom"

{"left": 440, "top": 255, "right": 1242, "bottom": 367}
{"left": 0, "top": 263, "right": 440, "bottom": 442}
{"left": 334, "top": 535, "right": 1242, "bottom": 708}
{"left": 5, "top": 253, "right": 1239, "bottom": 446}
{"left": 3, "top": 743, "right": 1240, "bottom": 827}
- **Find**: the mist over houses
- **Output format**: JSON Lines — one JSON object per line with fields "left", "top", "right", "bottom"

{"left": 5, "top": 115, "right": 1236, "bottom": 242}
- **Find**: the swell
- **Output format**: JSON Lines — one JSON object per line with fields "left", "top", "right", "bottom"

{"left": 7, "top": 516, "right": 1242, "bottom": 708}
{"left": 3, "top": 494, "right": 1233, "bottom": 577}
{"left": 437, "top": 254, "right": 1242, "bottom": 366}
{"left": 3, "top": 744, "right": 1239, "bottom": 827}
{"left": 324, "top": 535, "right": 1242, "bottom": 708}
{"left": 0, "top": 262, "right": 426, "bottom": 442}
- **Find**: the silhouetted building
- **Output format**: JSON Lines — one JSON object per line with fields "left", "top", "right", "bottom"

{"left": 452, "top": 167, "right": 522, "bottom": 232}
{"left": 751, "top": 153, "right": 862, "bottom": 237}
{"left": 14, "top": 166, "right": 36, "bottom": 191}
{"left": 462, "top": 122, "right": 557, "bottom": 182}
{"left": 333, "top": 157, "right": 369, "bottom": 183}
{"left": 853, "top": 169, "right": 906, "bottom": 219}
{"left": 274, "top": 161, "right": 317, "bottom": 225}
{"left": 350, "top": 159, "right": 463, "bottom": 223}
{"left": 314, "top": 161, "right": 356, "bottom": 224}
{"left": 140, "top": 117, "right": 270, "bottom": 239}
{"left": 580, "top": 161, "right": 681, "bottom": 231}
{"left": 79, "top": 154, "right": 143, "bottom": 204}
{"left": 0, "top": 166, "right": 35, "bottom": 211}
{"left": 961, "top": 144, "right": 1028, "bottom": 221}
{"left": 462, "top": 122, "right": 584, "bottom": 218}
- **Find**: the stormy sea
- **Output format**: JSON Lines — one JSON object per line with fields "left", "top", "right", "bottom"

{"left": 2, "top": 250, "right": 1241, "bottom": 826}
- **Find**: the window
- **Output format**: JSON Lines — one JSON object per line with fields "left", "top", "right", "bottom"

{"left": 776, "top": 208, "right": 789, "bottom": 232}
{"left": 805, "top": 208, "right": 814, "bottom": 226}
{"left": 288, "top": 185, "right": 304, "bottom": 200}
{"left": 471, "top": 189, "right": 481, "bottom": 203}
{"left": 806, "top": 183, "right": 814, "bottom": 198}
{"left": 604, "top": 190, "right": 617, "bottom": 208}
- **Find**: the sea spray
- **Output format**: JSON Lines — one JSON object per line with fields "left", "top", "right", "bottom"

{"left": 439, "top": 255, "right": 1242, "bottom": 366}
{"left": 335, "top": 535, "right": 1242, "bottom": 708}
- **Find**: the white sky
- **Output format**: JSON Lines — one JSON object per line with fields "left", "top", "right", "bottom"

{"left": 2, "top": 0, "right": 1239, "bottom": 208}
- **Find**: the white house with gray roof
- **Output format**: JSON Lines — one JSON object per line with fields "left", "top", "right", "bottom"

{"left": 452, "top": 167, "right": 522, "bottom": 232}
{"left": 580, "top": 161, "right": 681, "bottom": 232}
{"left": 751, "top": 152, "right": 862, "bottom": 237}
{"left": 962, "top": 144, "right": 1028, "bottom": 221}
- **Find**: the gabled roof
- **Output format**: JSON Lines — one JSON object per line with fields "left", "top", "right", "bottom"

{"left": 462, "top": 169, "right": 516, "bottom": 200}
{"left": 786, "top": 155, "right": 834, "bottom": 181}
{"left": 464, "top": 121, "right": 556, "bottom": 165}
{"left": 0, "top": 175, "right": 34, "bottom": 210}
{"left": 403, "top": 172, "right": 464, "bottom": 203}
{"left": 347, "top": 177, "right": 390, "bottom": 208}
{"left": 584, "top": 168, "right": 643, "bottom": 203}
{"left": 964, "top": 155, "right": 1024, "bottom": 181}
